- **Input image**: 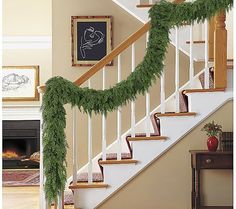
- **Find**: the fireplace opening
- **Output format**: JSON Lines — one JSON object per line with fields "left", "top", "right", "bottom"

{"left": 3, "top": 120, "right": 40, "bottom": 169}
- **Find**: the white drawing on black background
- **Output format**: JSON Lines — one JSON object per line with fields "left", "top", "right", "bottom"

{"left": 80, "top": 27, "right": 105, "bottom": 59}
{"left": 2, "top": 73, "right": 29, "bottom": 92}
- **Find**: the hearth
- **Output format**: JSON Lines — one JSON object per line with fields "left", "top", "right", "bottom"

{"left": 3, "top": 120, "right": 40, "bottom": 169}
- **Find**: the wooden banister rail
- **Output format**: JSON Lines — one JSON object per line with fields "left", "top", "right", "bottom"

{"left": 37, "top": 22, "right": 150, "bottom": 93}
{"left": 214, "top": 11, "right": 227, "bottom": 88}
{"left": 37, "top": 0, "right": 184, "bottom": 93}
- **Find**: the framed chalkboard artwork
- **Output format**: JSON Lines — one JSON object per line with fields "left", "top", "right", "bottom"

{"left": 71, "top": 16, "right": 112, "bottom": 66}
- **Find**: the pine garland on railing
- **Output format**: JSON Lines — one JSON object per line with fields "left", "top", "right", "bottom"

{"left": 42, "top": 0, "right": 233, "bottom": 203}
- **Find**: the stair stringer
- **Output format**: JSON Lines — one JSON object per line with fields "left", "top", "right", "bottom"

{"left": 74, "top": 90, "right": 233, "bottom": 209}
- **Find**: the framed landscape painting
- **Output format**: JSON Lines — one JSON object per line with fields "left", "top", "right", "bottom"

{"left": 2, "top": 66, "right": 40, "bottom": 101}
{"left": 71, "top": 16, "right": 112, "bottom": 66}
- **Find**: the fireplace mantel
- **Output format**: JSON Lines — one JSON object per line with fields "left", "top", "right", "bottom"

{"left": 3, "top": 105, "right": 42, "bottom": 120}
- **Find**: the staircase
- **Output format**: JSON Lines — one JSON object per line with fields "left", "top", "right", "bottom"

{"left": 66, "top": 71, "right": 233, "bottom": 209}
{"left": 38, "top": 0, "right": 233, "bottom": 209}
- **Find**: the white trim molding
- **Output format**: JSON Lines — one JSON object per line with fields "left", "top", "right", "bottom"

{"left": 3, "top": 36, "right": 52, "bottom": 49}
{"left": 2, "top": 105, "right": 42, "bottom": 120}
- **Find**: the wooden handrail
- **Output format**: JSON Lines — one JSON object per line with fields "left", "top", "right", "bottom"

{"left": 37, "top": 22, "right": 150, "bottom": 93}
{"left": 37, "top": 0, "right": 185, "bottom": 93}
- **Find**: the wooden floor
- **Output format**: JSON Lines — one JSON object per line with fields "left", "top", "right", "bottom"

{"left": 3, "top": 186, "right": 74, "bottom": 209}
{"left": 3, "top": 186, "right": 40, "bottom": 209}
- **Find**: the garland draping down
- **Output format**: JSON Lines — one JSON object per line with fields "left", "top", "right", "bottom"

{"left": 42, "top": 0, "right": 233, "bottom": 202}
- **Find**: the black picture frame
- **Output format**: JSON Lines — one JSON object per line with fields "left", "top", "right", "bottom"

{"left": 71, "top": 16, "right": 112, "bottom": 66}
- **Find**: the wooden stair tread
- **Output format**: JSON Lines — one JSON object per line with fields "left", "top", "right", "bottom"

{"left": 136, "top": 4, "right": 153, "bottom": 8}
{"left": 186, "top": 40, "right": 205, "bottom": 44}
{"left": 99, "top": 159, "right": 138, "bottom": 165}
{"left": 69, "top": 183, "right": 108, "bottom": 189}
{"left": 155, "top": 112, "right": 197, "bottom": 117}
{"left": 183, "top": 88, "right": 225, "bottom": 94}
{"left": 128, "top": 136, "right": 167, "bottom": 141}
{"left": 209, "top": 58, "right": 233, "bottom": 62}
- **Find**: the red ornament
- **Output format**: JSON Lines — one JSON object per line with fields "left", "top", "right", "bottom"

{"left": 207, "top": 136, "right": 218, "bottom": 151}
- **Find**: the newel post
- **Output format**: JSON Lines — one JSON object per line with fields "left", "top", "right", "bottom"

{"left": 208, "top": 17, "right": 215, "bottom": 60}
{"left": 214, "top": 11, "right": 227, "bottom": 89}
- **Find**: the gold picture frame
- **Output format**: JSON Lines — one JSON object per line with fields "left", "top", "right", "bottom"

{"left": 2, "top": 66, "right": 40, "bottom": 101}
{"left": 71, "top": 16, "right": 112, "bottom": 66}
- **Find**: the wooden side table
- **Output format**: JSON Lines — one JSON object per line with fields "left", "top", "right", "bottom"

{"left": 189, "top": 150, "right": 233, "bottom": 209}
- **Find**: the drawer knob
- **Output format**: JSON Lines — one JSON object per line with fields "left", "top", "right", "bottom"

{"left": 206, "top": 159, "right": 212, "bottom": 164}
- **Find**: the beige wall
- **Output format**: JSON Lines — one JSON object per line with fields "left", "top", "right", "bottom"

{"left": 3, "top": 0, "right": 51, "bottom": 36}
{"left": 98, "top": 101, "right": 233, "bottom": 209}
{"left": 226, "top": 10, "right": 234, "bottom": 59}
{"left": 2, "top": 0, "right": 52, "bottom": 105}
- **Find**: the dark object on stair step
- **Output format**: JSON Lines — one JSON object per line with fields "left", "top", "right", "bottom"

{"left": 180, "top": 90, "right": 188, "bottom": 112}
{"left": 198, "top": 68, "right": 214, "bottom": 89}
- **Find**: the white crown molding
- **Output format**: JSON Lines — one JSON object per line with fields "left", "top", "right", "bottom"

{"left": 2, "top": 105, "right": 42, "bottom": 120}
{"left": 3, "top": 36, "right": 52, "bottom": 49}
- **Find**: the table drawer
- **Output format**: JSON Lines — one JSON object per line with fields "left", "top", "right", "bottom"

{"left": 199, "top": 154, "right": 233, "bottom": 169}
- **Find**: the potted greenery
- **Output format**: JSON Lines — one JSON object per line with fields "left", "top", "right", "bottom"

{"left": 201, "top": 121, "right": 222, "bottom": 151}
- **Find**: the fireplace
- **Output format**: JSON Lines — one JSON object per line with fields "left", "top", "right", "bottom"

{"left": 3, "top": 120, "right": 40, "bottom": 169}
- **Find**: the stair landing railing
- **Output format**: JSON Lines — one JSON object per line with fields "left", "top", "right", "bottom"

{"left": 37, "top": 1, "right": 230, "bottom": 208}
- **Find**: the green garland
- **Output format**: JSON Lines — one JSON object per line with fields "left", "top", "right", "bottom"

{"left": 42, "top": 0, "right": 233, "bottom": 202}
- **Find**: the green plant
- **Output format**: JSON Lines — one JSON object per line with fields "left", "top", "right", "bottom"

{"left": 42, "top": 0, "right": 233, "bottom": 203}
{"left": 201, "top": 121, "right": 222, "bottom": 137}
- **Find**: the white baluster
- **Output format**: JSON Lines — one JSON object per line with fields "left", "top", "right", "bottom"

{"left": 72, "top": 106, "right": 79, "bottom": 208}
{"left": 189, "top": 23, "right": 194, "bottom": 87}
{"left": 72, "top": 107, "right": 77, "bottom": 185}
{"left": 117, "top": 55, "right": 122, "bottom": 161}
{"left": 88, "top": 79, "right": 93, "bottom": 183}
{"left": 160, "top": 72, "right": 165, "bottom": 114}
{"left": 102, "top": 67, "right": 107, "bottom": 160}
{"left": 131, "top": 43, "right": 136, "bottom": 137}
{"left": 204, "top": 20, "right": 210, "bottom": 89}
{"left": 146, "top": 91, "right": 151, "bottom": 137}
{"left": 57, "top": 193, "right": 63, "bottom": 209}
{"left": 149, "top": 0, "right": 153, "bottom": 4}
{"left": 146, "top": 32, "right": 151, "bottom": 137}
{"left": 175, "top": 27, "right": 180, "bottom": 113}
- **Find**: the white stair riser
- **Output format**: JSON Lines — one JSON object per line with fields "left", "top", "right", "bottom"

{"left": 159, "top": 116, "right": 197, "bottom": 138}
{"left": 103, "top": 164, "right": 137, "bottom": 185}
{"left": 187, "top": 91, "right": 232, "bottom": 113}
{"left": 132, "top": 140, "right": 168, "bottom": 162}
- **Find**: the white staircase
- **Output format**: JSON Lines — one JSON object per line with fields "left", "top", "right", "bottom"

{"left": 41, "top": 1, "right": 233, "bottom": 209}
{"left": 70, "top": 69, "right": 233, "bottom": 209}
